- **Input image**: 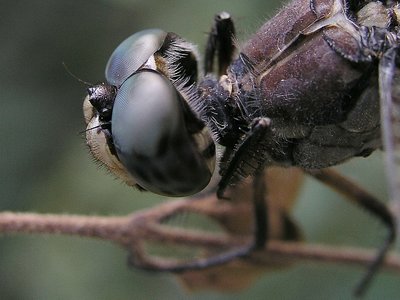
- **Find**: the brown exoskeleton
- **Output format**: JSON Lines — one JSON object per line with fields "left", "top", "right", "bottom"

{"left": 84, "top": 0, "right": 399, "bottom": 296}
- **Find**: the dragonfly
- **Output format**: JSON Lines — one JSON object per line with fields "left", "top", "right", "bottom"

{"left": 83, "top": 0, "right": 399, "bottom": 296}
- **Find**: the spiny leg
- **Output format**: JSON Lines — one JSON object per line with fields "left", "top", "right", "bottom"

{"left": 204, "top": 12, "right": 236, "bottom": 76}
{"left": 214, "top": 118, "right": 275, "bottom": 252}
{"left": 252, "top": 170, "right": 269, "bottom": 249}
{"left": 218, "top": 117, "right": 273, "bottom": 199}
{"left": 305, "top": 168, "right": 396, "bottom": 297}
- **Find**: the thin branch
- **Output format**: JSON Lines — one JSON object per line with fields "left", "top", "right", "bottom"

{"left": 0, "top": 210, "right": 399, "bottom": 273}
{"left": 261, "top": 241, "right": 400, "bottom": 273}
{"left": 0, "top": 212, "right": 130, "bottom": 243}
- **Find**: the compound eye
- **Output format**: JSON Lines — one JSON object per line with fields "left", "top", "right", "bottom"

{"left": 105, "top": 29, "right": 167, "bottom": 86}
{"left": 111, "top": 71, "right": 214, "bottom": 196}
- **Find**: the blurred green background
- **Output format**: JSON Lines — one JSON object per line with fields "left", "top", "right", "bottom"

{"left": 1, "top": 0, "right": 399, "bottom": 299}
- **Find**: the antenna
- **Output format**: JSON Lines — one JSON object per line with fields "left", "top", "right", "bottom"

{"left": 62, "top": 62, "right": 93, "bottom": 86}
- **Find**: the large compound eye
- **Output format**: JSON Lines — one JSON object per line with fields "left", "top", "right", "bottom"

{"left": 84, "top": 28, "right": 210, "bottom": 196}
{"left": 111, "top": 71, "right": 215, "bottom": 196}
{"left": 105, "top": 29, "right": 167, "bottom": 86}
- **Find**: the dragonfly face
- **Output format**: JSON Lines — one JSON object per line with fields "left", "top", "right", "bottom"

{"left": 84, "top": 29, "right": 215, "bottom": 196}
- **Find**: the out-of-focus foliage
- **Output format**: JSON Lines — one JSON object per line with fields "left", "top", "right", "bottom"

{"left": 0, "top": 0, "right": 399, "bottom": 299}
